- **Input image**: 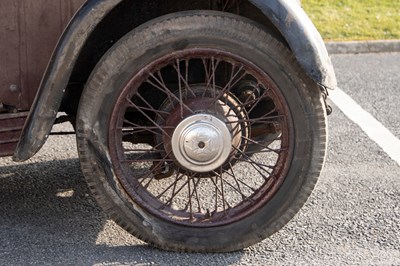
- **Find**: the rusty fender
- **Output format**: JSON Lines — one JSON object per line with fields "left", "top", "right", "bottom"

{"left": 13, "top": 0, "right": 337, "bottom": 161}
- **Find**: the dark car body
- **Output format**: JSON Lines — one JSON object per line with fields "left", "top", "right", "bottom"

{"left": 0, "top": 0, "right": 336, "bottom": 159}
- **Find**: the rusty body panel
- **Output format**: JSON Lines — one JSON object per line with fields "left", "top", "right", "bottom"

{"left": 0, "top": 0, "right": 85, "bottom": 111}
{"left": 0, "top": 0, "right": 84, "bottom": 156}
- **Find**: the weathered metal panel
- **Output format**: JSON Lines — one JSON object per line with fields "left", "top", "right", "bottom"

{"left": 0, "top": 1, "right": 25, "bottom": 110}
{"left": 0, "top": 0, "right": 85, "bottom": 111}
{"left": 0, "top": 0, "right": 84, "bottom": 156}
{"left": 14, "top": 0, "right": 122, "bottom": 161}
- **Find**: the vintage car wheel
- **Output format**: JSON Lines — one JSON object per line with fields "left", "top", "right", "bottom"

{"left": 76, "top": 11, "right": 327, "bottom": 252}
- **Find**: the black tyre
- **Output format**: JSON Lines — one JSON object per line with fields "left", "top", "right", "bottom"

{"left": 76, "top": 11, "right": 327, "bottom": 252}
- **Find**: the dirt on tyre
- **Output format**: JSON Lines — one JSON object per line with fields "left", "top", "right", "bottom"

{"left": 76, "top": 11, "right": 327, "bottom": 252}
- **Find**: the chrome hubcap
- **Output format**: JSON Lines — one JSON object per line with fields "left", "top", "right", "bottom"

{"left": 172, "top": 114, "right": 232, "bottom": 172}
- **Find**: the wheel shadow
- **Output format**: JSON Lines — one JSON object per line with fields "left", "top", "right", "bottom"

{"left": 0, "top": 159, "right": 243, "bottom": 265}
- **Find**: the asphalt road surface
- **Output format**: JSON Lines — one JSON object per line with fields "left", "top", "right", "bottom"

{"left": 1, "top": 52, "right": 399, "bottom": 265}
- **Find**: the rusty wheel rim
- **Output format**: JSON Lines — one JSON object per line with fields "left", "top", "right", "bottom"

{"left": 109, "top": 48, "right": 293, "bottom": 227}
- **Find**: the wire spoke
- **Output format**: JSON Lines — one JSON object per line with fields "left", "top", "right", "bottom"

{"left": 162, "top": 178, "right": 191, "bottom": 208}
{"left": 184, "top": 59, "right": 197, "bottom": 98}
{"left": 228, "top": 162, "right": 251, "bottom": 201}
{"left": 147, "top": 72, "right": 195, "bottom": 115}
{"left": 224, "top": 114, "right": 284, "bottom": 125}
{"left": 137, "top": 151, "right": 172, "bottom": 189}
{"left": 123, "top": 143, "right": 169, "bottom": 164}
{"left": 121, "top": 126, "right": 174, "bottom": 134}
{"left": 233, "top": 146, "right": 272, "bottom": 179}
{"left": 173, "top": 59, "right": 196, "bottom": 98}
{"left": 182, "top": 175, "right": 202, "bottom": 211}
{"left": 156, "top": 170, "right": 186, "bottom": 201}
{"left": 126, "top": 98, "right": 171, "bottom": 138}
{"left": 122, "top": 119, "right": 164, "bottom": 136}
{"left": 187, "top": 175, "right": 193, "bottom": 218}
{"left": 221, "top": 166, "right": 258, "bottom": 192}
{"left": 135, "top": 92, "right": 170, "bottom": 121}
{"left": 241, "top": 135, "right": 285, "bottom": 154}
{"left": 192, "top": 177, "right": 202, "bottom": 213}
{"left": 202, "top": 57, "right": 221, "bottom": 97}
{"left": 210, "top": 170, "right": 232, "bottom": 211}
{"left": 245, "top": 87, "right": 273, "bottom": 114}
{"left": 214, "top": 64, "right": 247, "bottom": 102}
{"left": 234, "top": 157, "right": 275, "bottom": 170}
{"left": 222, "top": 178, "right": 255, "bottom": 204}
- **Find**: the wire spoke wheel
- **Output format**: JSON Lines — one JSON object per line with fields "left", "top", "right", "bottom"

{"left": 109, "top": 49, "right": 292, "bottom": 226}
{"left": 77, "top": 11, "right": 327, "bottom": 252}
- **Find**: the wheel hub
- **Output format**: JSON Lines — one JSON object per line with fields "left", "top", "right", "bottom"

{"left": 172, "top": 114, "right": 232, "bottom": 173}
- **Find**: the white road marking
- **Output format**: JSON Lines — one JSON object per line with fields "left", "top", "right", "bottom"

{"left": 329, "top": 87, "right": 400, "bottom": 166}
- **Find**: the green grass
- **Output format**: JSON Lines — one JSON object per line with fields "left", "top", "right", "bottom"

{"left": 303, "top": 0, "right": 400, "bottom": 41}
